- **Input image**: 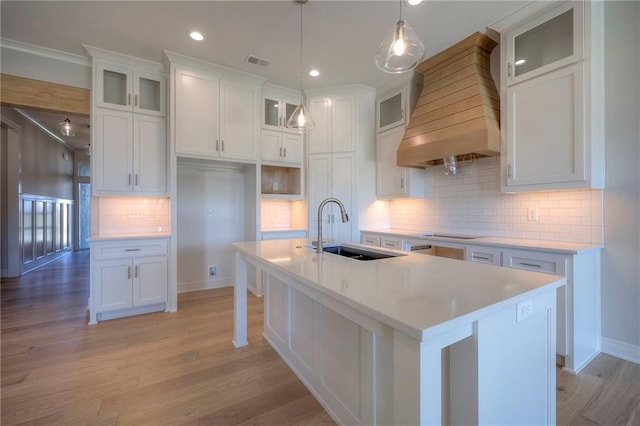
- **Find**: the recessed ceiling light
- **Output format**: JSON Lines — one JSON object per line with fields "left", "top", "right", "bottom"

{"left": 188, "top": 31, "right": 204, "bottom": 41}
{"left": 406, "top": 0, "right": 423, "bottom": 5}
{"left": 309, "top": 69, "right": 320, "bottom": 77}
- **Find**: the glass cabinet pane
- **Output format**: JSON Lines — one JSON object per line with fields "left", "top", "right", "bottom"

{"left": 138, "top": 77, "right": 161, "bottom": 112}
{"left": 285, "top": 102, "right": 298, "bottom": 124}
{"left": 379, "top": 92, "right": 403, "bottom": 129}
{"left": 264, "top": 98, "right": 279, "bottom": 127}
{"left": 514, "top": 9, "right": 573, "bottom": 77}
{"left": 103, "top": 70, "right": 128, "bottom": 106}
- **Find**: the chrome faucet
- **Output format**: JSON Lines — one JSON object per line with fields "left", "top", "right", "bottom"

{"left": 316, "top": 198, "right": 349, "bottom": 254}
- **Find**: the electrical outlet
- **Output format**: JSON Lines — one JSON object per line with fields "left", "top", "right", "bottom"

{"left": 516, "top": 300, "right": 533, "bottom": 322}
{"left": 208, "top": 265, "right": 217, "bottom": 277}
{"left": 272, "top": 182, "right": 279, "bottom": 191}
{"left": 527, "top": 208, "right": 539, "bottom": 222}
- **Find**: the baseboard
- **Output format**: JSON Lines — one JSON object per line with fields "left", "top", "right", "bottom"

{"left": 178, "top": 278, "right": 233, "bottom": 294}
{"left": 601, "top": 337, "right": 640, "bottom": 365}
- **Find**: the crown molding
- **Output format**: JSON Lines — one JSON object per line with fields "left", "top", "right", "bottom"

{"left": 1, "top": 38, "right": 90, "bottom": 67}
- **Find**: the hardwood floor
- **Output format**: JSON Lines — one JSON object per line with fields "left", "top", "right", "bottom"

{"left": 2, "top": 251, "right": 639, "bottom": 425}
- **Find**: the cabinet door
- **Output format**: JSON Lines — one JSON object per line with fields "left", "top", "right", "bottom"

{"left": 332, "top": 96, "right": 356, "bottom": 152}
{"left": 96, "top": 62, "right": 133, "bottom": 112}
{"left": 94, "top": 259, "right": 133, "bottom": 312}
{"left": 506, "top": 2, "right": 583, "bottom": 85}
{"left": 262, "top": 95, "right": 281, "bottom": 130}
{"left": 308, "top": 98, "right": 331, "bottom": 154}
{"left": 261, "top": 129, "right": 283, "bottom": 163}
{"left": 133, "top": 70, "right": 166, "bottom": 117}
{"left": 134, "top": 115, "right": 167, "bottom": 193}
{"left": 331, "top": 153, "right": 355, "bottom": 243}
{"left": 281, "top": 133, "right": 302, "bottom": 165}
{"left": 220, "top": 80, "right": 258, "bottom": 161}
{"left": 505, "top": 63, "right": 585, "bottom": 188}
{"left": 307, "top": 154, "right": 332, "bottom": 240}
{"left": 376, "top": 126, "right": 407, "bottom": 197}
{"left": 175, "top": 68, "right": 219, "bottom": 157}
{"left": 282, "top": 96, "right": 302, "bottom": 133}
{"left": 94, "top": 108, "right": 133, "bottom": 192}
{"left": 377, "top": 89, "right": 405, "bottom": 132}
{"left": 133, "top": 255, "right": 167, "bottom": 306}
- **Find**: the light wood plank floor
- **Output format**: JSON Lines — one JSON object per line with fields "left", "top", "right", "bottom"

{"left": 2, "top": 251, "right": 639, "bottom": 425}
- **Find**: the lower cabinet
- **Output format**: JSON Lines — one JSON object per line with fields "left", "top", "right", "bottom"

{"left": 89, "top": 238, "right": 168, "bottom": 324}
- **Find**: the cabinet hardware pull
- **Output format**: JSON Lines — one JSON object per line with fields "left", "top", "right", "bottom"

{"left": 400, "top": 178, "right": 405, "bottom": 189}
{"left": 279, "top": 147, "right": 282, "bottom": 157}
{"left": 221, "top": 140, "right": 224, "bottom": 152}
{"left": 134, "top": 265, "right": 138, "bottom": 278}
{"left": 283, "top": 147, "right": 287, "bottom": 157}
{"left": 519, "top": 262, "right": 542, "bottom": 268}
{"left": 127, "top": 93, "right": 131, "bottom": 105}
{"left": 401, "top": 109, "right": 404, "bottom": 118}
{"left": 128, "top": 173, "right": 132, "bottom": 185}
{"left": 216, "top": 140, "right": 219, "bottom": 151}
{"left": 473, "top": 255, "right": 490, "bottom": 261}
{"left": 508, "top": 62, "right": 513, "bottom": 78}
{"left": 135, "top": 94, "right": 138, "bottom": 107}
{"left": 507, "top": 164, "right": 513, "bottom": 178}
{"left": 125, "top": 248, "right": 141, "bottom": 252}
{"left": 128, "top": 266, "right": 131, "bottom": 279}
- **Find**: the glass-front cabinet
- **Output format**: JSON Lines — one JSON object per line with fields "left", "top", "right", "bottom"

{"left": 505, "top": 1, "right": 583, "bottom": 85}
{"left": 96, "top": 62, "right": 166, "bottom": 116}
{"left": 261, "top": 91, "right": 301, "bottom": 132}
{"left": 376, "top": 87, "right": 405, "bottom": 132}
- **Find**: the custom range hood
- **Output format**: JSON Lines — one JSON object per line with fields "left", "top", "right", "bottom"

{"left": 397, "top": 32, "right": 500, "bottom": 170}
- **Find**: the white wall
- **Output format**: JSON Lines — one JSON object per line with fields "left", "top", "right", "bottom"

{"left": 176, "top": 164, "right": 247, "bottom": 293}
{"left": 601, "top": 1, "right": 640, "bottom": 357}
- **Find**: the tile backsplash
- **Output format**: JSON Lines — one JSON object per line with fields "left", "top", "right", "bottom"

{"left": 261, "top": 200, "right": 292, "bottom": 230}
{"left": 96, "top": 197, "right": 171, "bottom": 234}
{"left": 390, "top": 157, "right": 603, "bottom": 244}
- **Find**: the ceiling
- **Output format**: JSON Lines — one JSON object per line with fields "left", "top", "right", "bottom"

{"left": 0, "top": 1, "right": 528, "bottom": 91}
{"left": 14, "top": 108, "right": 91, "bottom": 152}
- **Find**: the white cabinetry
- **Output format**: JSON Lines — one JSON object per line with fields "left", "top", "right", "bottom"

{"left": 307, "top": 86, "right": 376, "bottom": 244}
{"left": 376, "top": 126, "right": 424, "bottom": 198}
{"left": 492, "top": 1, "right": 603, "bottom": 192}
{"left": 89, "top": 238, "right": 169, "bottom": 324}
{"left": 85, "top": 46, "right": 168, "bottom": 196}
{"left": 261, "top": 130, "right": 302, "bottom": 165}
{"left": 173, "top": 64, "right": 261, "bottom": 162}
{"left": 466, "top": 245, "right": 502, "bottom": 266}
{"left": 261, "top": 87, "right": 301, "bottom": 133}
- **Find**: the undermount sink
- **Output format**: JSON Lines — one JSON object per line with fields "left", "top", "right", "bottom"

{"left": 322, "top": 245, "right": 404, "bottom": 261}
{"left": 421, "top": 233, "right": 485, "bottom": 240}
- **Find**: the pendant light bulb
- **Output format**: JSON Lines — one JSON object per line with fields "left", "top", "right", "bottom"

{"left": 59, "top": 117, "right": 75, "bottom": 137}
{"left": 375, "top": 3, "right": 425, "bottom": 74}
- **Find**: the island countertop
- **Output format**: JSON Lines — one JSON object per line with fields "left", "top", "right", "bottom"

{"left": 233, "top": 238, "right": 566, "bottom": 341}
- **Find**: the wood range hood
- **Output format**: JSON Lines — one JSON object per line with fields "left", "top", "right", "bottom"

{"left": 397, "top": 32, "right": 501, "bottom": 169}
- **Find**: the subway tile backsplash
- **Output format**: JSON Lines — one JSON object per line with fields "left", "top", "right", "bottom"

{"left": 261, "top": 200, "right": 292, "bottom": 230}
{"left": 390, "top": 157, "right": 603, "bottom": 244}
{"left": 97, "top": 197, "right": 171, "bottom": 234}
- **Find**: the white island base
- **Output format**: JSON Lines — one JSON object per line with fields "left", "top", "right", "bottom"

{"left": 233, "top": 240, "right": 563, "bottom": 425}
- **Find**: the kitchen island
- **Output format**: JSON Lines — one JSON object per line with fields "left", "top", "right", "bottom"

{"left": 233, "top": 239, "right": 565, "bottom": 425}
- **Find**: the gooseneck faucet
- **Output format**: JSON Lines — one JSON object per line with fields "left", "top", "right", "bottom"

{"left": 316, "top": 198, "right": 349, "bottom": 254}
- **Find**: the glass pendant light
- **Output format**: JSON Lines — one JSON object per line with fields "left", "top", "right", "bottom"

{"left": 375, "top": 0, "right": 425, "bottom": 74}
{"left": 287, "top": 0, "right": 315, "bottom": 133}
{"left": 59, "top": 117, "right": 75, "bottom": 137}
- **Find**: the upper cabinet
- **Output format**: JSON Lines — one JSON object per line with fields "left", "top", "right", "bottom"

{"left": 307, "top": 95, "right": 356, "bottom": 154}
{"left": 376, "top": 87, "right": 405, "bottom": 132}
{"left": 260, "top": 85, "right": 303, "bottom": 167}
{"left": 85, "top": 46, "right": 168, "bottom": 196}
{"left": 170, "top": 59, "right": 264, "bottom": 163}
{"left": 491, "top": 1, "right": 604, "bottom": 192}
{"left": 96, "top": 62, "right": 166, "bottom": 117}
{"left": 261, "top": 87, "right": 301, "bottom": 133}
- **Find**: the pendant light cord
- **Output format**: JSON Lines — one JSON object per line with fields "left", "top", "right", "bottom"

{"left": 299, "top": 2, "right": 303, "bottom": 92}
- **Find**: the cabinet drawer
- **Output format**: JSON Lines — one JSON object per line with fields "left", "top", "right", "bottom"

{"left": 361, "top": 234, "right": 381, "bottom": 246}
{"left": 93, "top": 239, "right": 168, "bottom": 260}
{"left": 466, "top": 246, "right": 502, "bottom": 266}
{"left": 502, "top": 249, "right": 567, "bottom": 276}
{"left": 380, "top": 237, "right": 403, "bottom": 250}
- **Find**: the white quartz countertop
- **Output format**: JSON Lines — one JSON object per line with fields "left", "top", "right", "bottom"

{"left": 87, "top": 232, "right": 171, "bottom": 242}
{"left": 233, "top": 239, "right": 565, "bottom": 341}
{"left": 361, "top": 228, "right": 603, "bottom": 254}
